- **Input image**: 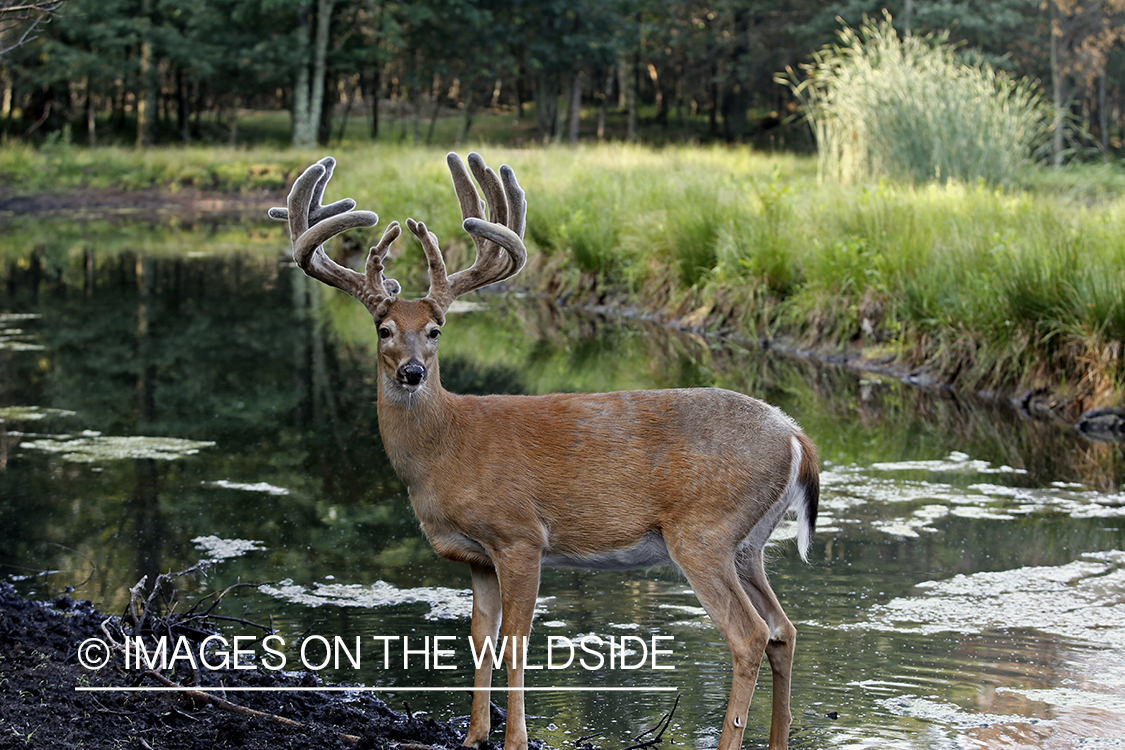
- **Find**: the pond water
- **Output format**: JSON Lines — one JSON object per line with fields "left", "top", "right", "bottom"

{"left": 2, "top": 215, "right": 1124, "bottom": 749}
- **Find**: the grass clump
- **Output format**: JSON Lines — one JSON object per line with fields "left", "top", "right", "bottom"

{"left": 782, "top": 14, "right": 1051, "bottom": 186}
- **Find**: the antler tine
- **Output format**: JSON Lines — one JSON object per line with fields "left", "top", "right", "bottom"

{"left": 266, "top": 156, "right": 358, "bottom": 226}
{"left": 499, "top": 164, "right": 527, "bottom": 240}
{"left": 269, "top": 156, "right": 400, "bottom": 318}
{"left": 467, "top": 152, "right": 509, "bottom": 228}
{"left": 365, "top": 222, "right": 403, "bottom": 304}
{"left": 408, "top": 218, "right": 453, "bottom": 325}
{"left": 444, "top": 152, "right": 528, "bottom": 301}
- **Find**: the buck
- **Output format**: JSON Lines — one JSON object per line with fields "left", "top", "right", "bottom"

{"left": 269, "top": 153, "right": 820, "bottom": 750}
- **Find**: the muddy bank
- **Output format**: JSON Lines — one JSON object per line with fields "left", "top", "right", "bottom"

{"left": 570, "top": 292, "right": 1113, "bottom": 441}
{"left": 0, "top": 187, "right": 281, "bottom": 220}
{"left": 0, "top": 583, "right": 488, "bottom": 749}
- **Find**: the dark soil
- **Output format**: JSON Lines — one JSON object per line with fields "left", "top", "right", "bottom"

{"left": 0, "top": 583, "right": 487, "bottom": 750}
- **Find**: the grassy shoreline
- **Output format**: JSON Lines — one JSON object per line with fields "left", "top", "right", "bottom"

{"left": 3, "top": 142, "right": 1123, "bottom": 413}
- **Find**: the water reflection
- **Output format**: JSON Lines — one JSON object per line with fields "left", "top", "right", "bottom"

{"left": 1, "top": 238, "right": 1124, "bottom": 748}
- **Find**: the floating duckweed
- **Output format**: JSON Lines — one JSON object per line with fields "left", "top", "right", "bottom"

{"left": 995, "top": 686, "right": 1125, "bottom": 715}
{"left": 23, "top": 434, "right": 216, "bottom": 462}
{"left": 259, "top": 578, "right": 475, "bottom": 620}
{"left": 820, "top": 452, "right": 1125, "bottom": 538}
{"left": 853, "top": 551, "right": 1125, "bottom": 641}
{"left": 875, "top": 695, "right": 1051, "bottom": 730}
{"left": 869, "top": 451, "right": 1026, "bottom": 474}
{"left": 192, "top": 535, "right": 265, "bottom": 560}
{"left": 0, "top": 406, "right": 76, "bottom": 423}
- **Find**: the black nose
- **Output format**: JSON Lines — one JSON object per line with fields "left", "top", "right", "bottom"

{"left": 398, "top": 362, "right": 426, "bottom": 386}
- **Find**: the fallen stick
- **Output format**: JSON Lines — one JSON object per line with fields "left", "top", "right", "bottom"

{"left": 140, "top": 670, "right": 362, "bottom": 745}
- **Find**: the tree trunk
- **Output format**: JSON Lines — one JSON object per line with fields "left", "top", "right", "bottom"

{"left": 336, "top": 79, "right": 355, "bottom": 143}
{"left": 1050, "top": 1, "right": 1065, "bottom": 166}
{"left": 365, "top": 66, "right": 380, "bottom": 140}
{"left": 620, "top": 57, "right": 637, "bottom": 142}
{"left": 309, "top": 0, "right": 337, "bottom": 146}
{"left": 566, "top": 70, "right": 582, "bottom": 145}
{"left": 534, "top": 71, "right": 557, "bottom": 142}
{"left": 709, "top": 61, "right": 720, "bottom": 139}
{"left": 292, "top": 3, "right": 313, "bottom": 146}
{"left": 553, "top": 73, "right": 570, "bottom": 143}
{"left": 1, "top": 67, "right": 10, "bottom": 122}
{"left": 176, "top": 69, "right": 190, "bottom": 142}
{"left": 457, "top": 80, "right": 478, "bottom": 144}
{"left": 1099, "top": 74, "right": 1108, "bottom": 153}
{"left": 316, "top": 73, "right": 334, "bottom": 145}
{"left": 723, "top": 8, "right": 750, "bottom": 142}
{"left": 411, "top": 85, "right": 421, "bottom": 143}
{"left": 597, "top": 65, "right": 613, "bottom": 139}
{"left": 135, "top": 0, "right": 156, "bottom": 147}
{"left": 425, "top": 74, "right": 441, "bottom": 144}
{"left": 85, "top": 79, "right": 96, "bottom": 147}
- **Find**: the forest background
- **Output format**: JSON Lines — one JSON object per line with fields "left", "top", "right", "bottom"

{"left": 3, "top": 0, "right": 1124, "bottom": 151}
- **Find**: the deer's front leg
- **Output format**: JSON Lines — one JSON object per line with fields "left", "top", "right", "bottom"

{"left": 495, "top": 546, "right": 543, "bottom": 750}
{"left": 465, "top": 563, "right": 502, "bottom": 748}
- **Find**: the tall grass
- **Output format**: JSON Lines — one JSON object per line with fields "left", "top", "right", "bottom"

{"left": 782, "top": 14, "right": 1051, "bottom": 186}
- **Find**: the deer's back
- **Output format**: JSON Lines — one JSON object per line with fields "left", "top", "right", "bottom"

{"left": 420, "top": 387, "right": 802, "bottom": 558}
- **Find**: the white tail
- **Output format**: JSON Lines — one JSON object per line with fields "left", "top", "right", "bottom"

{"left": 271, "top": 153, "right": 820, "bottom": 750}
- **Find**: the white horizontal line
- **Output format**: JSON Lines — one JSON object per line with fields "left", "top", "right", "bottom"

{"left": 76, "top": 686, "right": 677, "bottom": 693}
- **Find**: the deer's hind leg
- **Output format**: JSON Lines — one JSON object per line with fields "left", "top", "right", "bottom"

{"left": 736, "top": 544, "right": 796, "bottom": 750}
{"left": 664, "top": 534, "right": 770, "bottom": 750}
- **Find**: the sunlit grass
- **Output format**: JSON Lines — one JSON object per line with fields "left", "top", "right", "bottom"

{"left": 0, "top": 141, "right": 309, "bottom": 192}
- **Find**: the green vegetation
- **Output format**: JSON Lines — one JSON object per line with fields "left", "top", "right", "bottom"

{"left": 4, "top": 141, "right": 1121, "bottom": 408}
{"left": 782, "top": 15, "right": 1051, "bottom": 186}
{"left": 0, "top": 142, "right": 308, "bottom": 192}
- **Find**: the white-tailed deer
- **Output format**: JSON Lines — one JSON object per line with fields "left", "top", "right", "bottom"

{"left": 270, "top": 154, "right": 819, "bottom": 750}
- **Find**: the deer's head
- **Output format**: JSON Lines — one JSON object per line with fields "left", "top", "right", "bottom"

{"left": 270, "top": 152, "right": 527, "bottom": 398}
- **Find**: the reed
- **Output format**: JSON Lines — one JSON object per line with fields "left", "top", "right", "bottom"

{"left": 781, "top": 15, "right": 1051, "bottom": 186}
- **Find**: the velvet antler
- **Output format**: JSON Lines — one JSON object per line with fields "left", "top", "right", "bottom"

{"left": 268, "top": 156, "right": 401, "bottom": 318}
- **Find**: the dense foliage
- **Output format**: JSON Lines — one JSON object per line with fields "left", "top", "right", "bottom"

{"left": 2, "top": 0, "right": 1124, "bottom": 154}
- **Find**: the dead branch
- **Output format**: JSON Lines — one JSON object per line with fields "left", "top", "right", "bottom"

{"left": 619, "top": 694, "right": 680, "bottom": 750}
{"left": 140, "top": 670, "right": 363, "bottom": 746}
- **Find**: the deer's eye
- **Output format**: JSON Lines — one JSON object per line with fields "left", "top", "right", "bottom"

{"left": 428, "top": 328, "right": 441, "bottom": 340}
{"left": 378, "top": 327, "right": 392, "bottom": 339}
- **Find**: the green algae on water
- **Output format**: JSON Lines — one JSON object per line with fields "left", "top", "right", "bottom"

{"left": 23, "top": 433, "right": 216, "bottom": 463}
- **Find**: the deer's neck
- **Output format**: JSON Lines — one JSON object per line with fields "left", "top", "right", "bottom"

{"left": 375, "top": 367, "right": 461, "bottom": 488}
